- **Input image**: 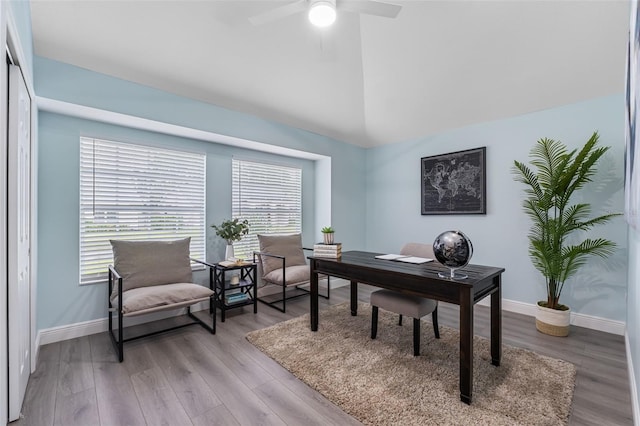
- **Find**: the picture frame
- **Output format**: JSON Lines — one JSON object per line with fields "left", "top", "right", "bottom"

{"left": 421, "top": 147, "right": 486, "bottom": 215}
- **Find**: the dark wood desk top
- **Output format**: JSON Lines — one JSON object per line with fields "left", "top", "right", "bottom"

{"left": 309, "top": 250, "right": 505, "bottom": 304}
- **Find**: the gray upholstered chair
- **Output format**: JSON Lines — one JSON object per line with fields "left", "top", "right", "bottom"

{"left": 370, "top": 242, "right": 440, "bottom": 356}
{"left": 254, "top": 233, "right": 329, "bottom": 313}
{"left": 108, "top": 237, "right": 214, "bottom": 362}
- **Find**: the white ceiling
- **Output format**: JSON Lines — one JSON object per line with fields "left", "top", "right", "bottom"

{"left": 30, "top": 0, "right": 630, "bottom": 148}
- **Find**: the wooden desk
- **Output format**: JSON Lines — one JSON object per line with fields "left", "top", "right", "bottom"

{"left": 309, "top": 251, "right": 504, "bottom": 404}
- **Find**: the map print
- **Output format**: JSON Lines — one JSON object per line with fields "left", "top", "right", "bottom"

{"left": 421, "top": 147, "right": 486, "bottom": 214}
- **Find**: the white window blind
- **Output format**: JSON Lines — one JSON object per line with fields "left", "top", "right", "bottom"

{"left": 232, "top": 159, "right": 302, "bottom": 258}
{"left": 79, "top": 137, "right": 206, "bottom": 284}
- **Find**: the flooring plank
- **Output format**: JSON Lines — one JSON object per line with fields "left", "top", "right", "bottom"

{"left": 57, "top": 337, "right": 95, "bottom": 397}
{"left": 93, "top": 361, "right": 147, "bottom": 426}
{"left": 130, "top": 366, "right": 194, "bottom": 426}
{"left": 191, "top": 404, "right": 241, "bottom": 426}
{"left": 53, "top": 388, "right": 100, "bottom": 426}
{"left": 148, "top": 335, "right": 223, "bottom": 418}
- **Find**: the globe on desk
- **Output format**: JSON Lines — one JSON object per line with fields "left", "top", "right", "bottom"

{"left": 433, "top": 230, "right": 474, "bottom": 280}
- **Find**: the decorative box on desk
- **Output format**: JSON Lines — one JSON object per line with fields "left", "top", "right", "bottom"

{"left": 313, "top": 243, "right": 342, "bottom": 258}
{"left": 212, "top": 260, "right": 257, "bottom": 327}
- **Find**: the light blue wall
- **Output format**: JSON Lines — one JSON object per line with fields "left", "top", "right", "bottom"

{"left": 365, "top": 94, "right": 627, "bottom": 321}
{"left": 35, "top": 57, "right": 367, "bottom": 330}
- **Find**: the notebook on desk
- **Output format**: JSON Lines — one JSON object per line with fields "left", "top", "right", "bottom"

{"left": 374, "top": 254, "right": 433, "bottom": 264}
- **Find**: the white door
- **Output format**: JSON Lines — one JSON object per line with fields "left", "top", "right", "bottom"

{"left": 8, "top": 64, "right": 32, "bottom": 421}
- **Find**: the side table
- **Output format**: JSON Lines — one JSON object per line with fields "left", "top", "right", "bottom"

{"left": 212, "top": 262, "right": 258, "bottom": 330}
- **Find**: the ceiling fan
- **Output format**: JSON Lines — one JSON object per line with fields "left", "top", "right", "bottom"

{"left": 248, "top": 0, "right": 402, "bottom": 28}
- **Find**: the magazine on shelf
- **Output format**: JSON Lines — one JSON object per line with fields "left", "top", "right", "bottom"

{"left": 219, "top": 259, "right": 252, "bottom": 268}
{"left": 225, "top": 293, "right": 248, "bottom": 304}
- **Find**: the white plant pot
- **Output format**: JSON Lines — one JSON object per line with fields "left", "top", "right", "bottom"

{"left": 535, "top": 303, "right": 570, "bottom": 337}
{"left": 225, "top": 244, "right": 235, "bottom": 261}
{"left": 323, "top": 232, "right": 334, "bottom": 245}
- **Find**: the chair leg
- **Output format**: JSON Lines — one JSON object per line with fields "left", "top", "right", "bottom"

{"left": 118, "top": 307, "right": 124, "bottom": 362}
{"left": 282, "top": 283, "right": 286, "bottom": 313}
{"left": 371, "top": 306, "right": 378, "bottom": 339}
{"left": 432, "top": 307, "right": 440, "bottom": 339}
{"left": 398, "top": 314, "right": 403, "bottom": 326}
{"left": 413, "top": 318, "right": 421, "bottom": 356}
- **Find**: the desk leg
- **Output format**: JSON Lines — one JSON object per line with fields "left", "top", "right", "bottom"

{"left": 491, "top": 275, "right": 502, "bottom": 366}
{"left": 310, "top": 261, "right": 319, "bottom": 331}
{"left": 460, "top": 286, "right": 473, "bottom": 404}
{"left": 350, "top": 281, "right": 358, "bottom": 316}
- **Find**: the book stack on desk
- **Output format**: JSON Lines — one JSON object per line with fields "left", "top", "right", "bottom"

{"left": 313, "top": 243, "right": 342, "bottom": 258}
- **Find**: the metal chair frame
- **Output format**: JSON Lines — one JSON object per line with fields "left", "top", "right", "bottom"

{"left": 253, "top": 248, "right": 330, "bottom": 313}
{"left": 107, "top": 259, "right": 214, "bottom": 362}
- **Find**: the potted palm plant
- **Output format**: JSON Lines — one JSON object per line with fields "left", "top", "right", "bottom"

{"left": 512, "top": 131, "right": 619, "bottom": 336}
{"left": 212, "top": 218, "right": 249, "bottom": 260}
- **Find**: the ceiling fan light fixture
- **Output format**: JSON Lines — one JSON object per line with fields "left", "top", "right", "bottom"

{"left": 308, "top": 0, "right": 336, "bottom": 27}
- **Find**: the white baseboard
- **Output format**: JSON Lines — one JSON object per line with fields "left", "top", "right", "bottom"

{"left": 476, "top": 297, "right": 626, "bottom": 335}
{"left": 626, "top": 331, "right": 640, "bottom": 426}
{"left": 37, "top": 301, "right": 209, "bottom": 346}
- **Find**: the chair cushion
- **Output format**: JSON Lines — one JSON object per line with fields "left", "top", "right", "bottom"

{"left": 110, "top": 238, "right": 193, "bottom": 300}
{"left": 371, "top": 289, "right": 437, "bottom": 319}
{"left": 257, "top": 234, "right": 306, "bottom": 276}
{"left": 112, "top": 283, "right": 213, "bottom": 316}
{"left": 263, "top": 265, "right": 310, "bottom": 287}
{"left": 400, "top": 242, "right": 435, "bottom": 259}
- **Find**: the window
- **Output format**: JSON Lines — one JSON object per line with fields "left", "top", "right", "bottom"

{"left": 232, "top": 159, "right": 302, "bottom": 258}
{"left": 79, "top": 137, "right": 206, "bottom": 284}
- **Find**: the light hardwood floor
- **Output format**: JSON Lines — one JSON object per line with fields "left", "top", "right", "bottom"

{"left": 13, "top": 284, "right": 633, "bottom": 425}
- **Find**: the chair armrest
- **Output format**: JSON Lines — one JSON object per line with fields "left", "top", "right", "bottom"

{"left": 253, "top": 251, "right": 285, "bottom": 260}
{"left": 253, "top": 251, "right": 286, "bottom": 271}
{"left": 108, "top": 264, "right": 122, "bottom": 280}
{"left": 107, "top": 265, "right": 123, "bottom": 312}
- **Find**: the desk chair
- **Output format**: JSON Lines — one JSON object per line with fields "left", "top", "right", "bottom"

{"left": 370, "top": 242, "right": 440, "bottom": 356}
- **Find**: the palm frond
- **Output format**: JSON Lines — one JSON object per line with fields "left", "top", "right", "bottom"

{"left": 559, "top": 239, "right": 617, "bottom": 283}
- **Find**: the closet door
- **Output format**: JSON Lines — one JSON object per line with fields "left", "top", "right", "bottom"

{"left": 8, "top": 63, "right": 32, "bottom": 421}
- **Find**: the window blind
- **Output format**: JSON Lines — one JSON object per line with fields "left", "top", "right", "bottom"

{"left": 79, "top": 137, "right": 206, "bottom": 284}
{"left": 232, "top": 159, "right": 302, "bottom": 258}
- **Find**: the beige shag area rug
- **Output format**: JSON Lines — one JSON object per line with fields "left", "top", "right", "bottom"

{"left": 246, "top": 302, "right": 576, "bottom": 426}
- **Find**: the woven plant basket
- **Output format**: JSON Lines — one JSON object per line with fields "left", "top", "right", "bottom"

{"left": 535, "top": 304, "right": 570, "bottom": 337}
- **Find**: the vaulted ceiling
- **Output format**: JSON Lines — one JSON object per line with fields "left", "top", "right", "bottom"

{"left": 30, "top": 0, "right": 630, "bottom": 147}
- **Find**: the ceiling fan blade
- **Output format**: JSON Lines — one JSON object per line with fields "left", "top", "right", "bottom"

{"left": 339, "top": 0, "right": 401, "bottom": 18}
{"left": 248, "top": 0, "right": 308, "bottom": 26}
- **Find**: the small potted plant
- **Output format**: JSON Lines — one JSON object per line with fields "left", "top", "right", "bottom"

{"left": 321, "top": 226, "right": 335, "bottom": 245}
{"left": 212, "top": 218, "right": 249, "bottom": 260}
{"left": 512, "top": 132, "right": 619, "bottom": 336}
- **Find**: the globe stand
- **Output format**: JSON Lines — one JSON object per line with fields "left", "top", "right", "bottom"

{"left": 438, "top": 268, "right": 468, "bottom": 280}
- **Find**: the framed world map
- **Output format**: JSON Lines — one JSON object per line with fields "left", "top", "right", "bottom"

{"left": 421, "top": 147, "right": 486, "bottom": 215}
